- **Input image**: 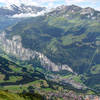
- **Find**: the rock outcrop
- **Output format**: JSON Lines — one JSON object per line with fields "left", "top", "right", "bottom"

{"left": 0, "top": 31, "right": 73, "bottom": 72}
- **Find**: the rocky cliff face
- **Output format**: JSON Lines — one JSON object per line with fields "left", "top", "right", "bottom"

{"left": 0, "top": 31, "right": 73, "bottom": 72}
{"left": 47, "top": 5, "right": 100, "bottom": 20}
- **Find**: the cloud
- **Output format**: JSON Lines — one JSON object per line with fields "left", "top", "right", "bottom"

{"left": 0, "top": 0, "right": 100, "bottom": 10}
{"left": 0, "top": 0, "right": 20, "bottom": 6}
{"left": 0, "top": 0, "right": 39, "bottom": 6}
{"left": 0, "top": 0, "right": 50, "bottom": 5}
{"left": 65, "top": 0, "right": 85, "bottom": 4}
{"left": 65, "top": 0, "right": 98, "bottom": 5}
{"left": 12, "top": 10, "right": 46, "bottom": 18}
{"left": 0, "top": 0, "right": 63, "bottom": 8}
{"left": 64, "top": 0, "right": 100, "bottom": 11}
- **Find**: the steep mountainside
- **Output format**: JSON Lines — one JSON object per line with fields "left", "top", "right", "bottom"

{"left": 0, "top": 4, "right": 46, "bottom": 31}
{"left": 0, "top": 55, "right": 94, "bottom": 99}
{"left": 0, "top": 16, "right": 21, "bottom": 31}
{"left": 47, "top": 5, "right": 100, "bottom": 20}
{"left": 4, "top": 5, "right": 100, "bottom": 93}
{"left": 0, "top": 90, "right": 44, "bottom": 100}
{"left": 0, "top": 32, "right": 73, "bottom": 72}
{"left": 0, "top": 4, "right": 46, "bottom": 16}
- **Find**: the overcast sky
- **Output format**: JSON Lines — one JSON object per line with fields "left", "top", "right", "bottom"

{"left": 0, "top": 0, "right": 100, "bottom": 10}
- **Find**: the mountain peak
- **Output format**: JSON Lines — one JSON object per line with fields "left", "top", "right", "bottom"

{"left": 55, "top": 4, "right": 82, "bottom": 11}
{"left": 80, "top": 6, "right": 100, "bottom": 18}
{"left": 67, "top": 4, "right": 82, "bottom": 12}
{"left": 83, "top": 7, "right": 95, "bottom": 13}
{"left": 69, "top": 4, "right": 82, "bottom": 8}
{"left": 47, "top": 4, "right": 100, "bottom": 20}
{"left": 0, "top": 4, "right": 46, "bottom": 17}
{"left": 47, "top": 5, "right": 82, "bottom": 17}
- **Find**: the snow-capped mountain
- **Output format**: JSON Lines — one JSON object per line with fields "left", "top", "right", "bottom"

{"left": 47, "top": 5, "right": 100, "bottom": 20}
{"left": 1, "top": 4, "right": 100, "bottom": 19}
{"left": 0, "top": 4, "right": 46, "bottom": 17}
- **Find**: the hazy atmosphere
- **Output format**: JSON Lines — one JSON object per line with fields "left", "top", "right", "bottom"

{"left": 0, "top": 0, "right": 100, "bottom": 100}
{"left": 0, "top": 0, "right": 100, "bottom": 10}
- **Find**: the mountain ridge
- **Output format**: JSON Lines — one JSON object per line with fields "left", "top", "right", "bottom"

{"left": 47, "top": 4, "right": 100, "bottom": 20}
{"left": 0, "top": 4, "right": 46, "bottom": 17}
{"left": 0, "top": 4, "right": 100, "bottom": 18}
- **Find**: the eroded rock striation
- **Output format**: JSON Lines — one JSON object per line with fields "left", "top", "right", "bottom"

{"left": 0, "top": 31, "right": 73, "bottom": 72}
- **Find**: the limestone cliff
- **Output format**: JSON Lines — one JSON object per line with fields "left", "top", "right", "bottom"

{"left": 0, "top": 31, "right": 73, "bottom": 72}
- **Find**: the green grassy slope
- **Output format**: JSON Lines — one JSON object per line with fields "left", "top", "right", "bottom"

{"left": 5, "top": 15, "right": 100, "bottom": 92}
{"left": 0, "top": 56, "right": 95, "bottom": 99}
{"left": 0, "top": 90, "right": 44, "bottom": 100}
